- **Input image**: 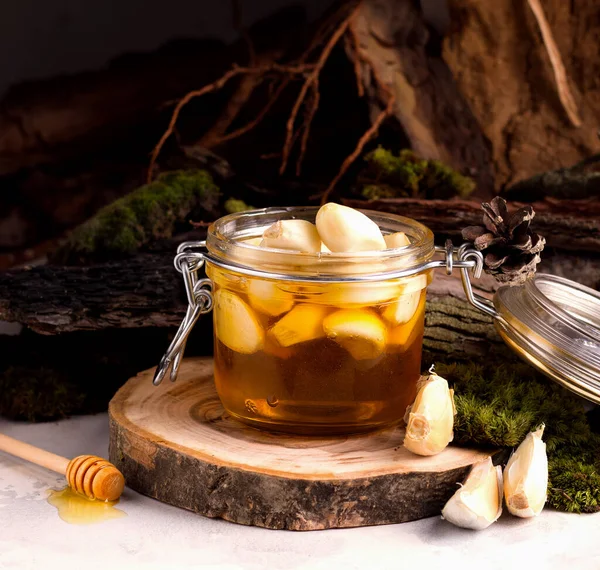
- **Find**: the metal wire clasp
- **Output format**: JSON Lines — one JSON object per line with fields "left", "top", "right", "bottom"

{"left": 438, "top": 240, "right": 498, "bottom": 318}
{"left": 153, "top": 241, "right": 213, "bottom": 386}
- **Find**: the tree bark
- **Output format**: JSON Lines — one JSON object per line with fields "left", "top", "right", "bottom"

{"left": 442, "top": 0, "right": 600, "bottom": 190}
{"left": 348, "top": 0, "right": 495, "bottom": 195}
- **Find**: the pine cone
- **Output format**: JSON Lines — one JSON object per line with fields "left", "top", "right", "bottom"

{"left": 462, "top": 197, "right": 545, "bottom": 285}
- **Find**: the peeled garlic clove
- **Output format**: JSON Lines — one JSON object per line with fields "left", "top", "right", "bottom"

{"left": 318, "top": 282, "right": 401, "bottom": 308}
{"left": 261, "top": 220, "right": 321, "bottom": 252}
{"left": 247, "top": 279, "right": 295, "bottom": 317}
{"left": 214, "top": 290, "right": 264, "bottom": 354}
{"left": 323, "top": 309, "right": 387, "bottom": 360}
{"left": 384, "top": 232, "right": 411, "bottom": 249}
{"left": 269, "top": 304, "right": 330, "bottom": 347}
{"left": 388, "top": 293, "right": 426, "bottom": 349}
{"left": 403, "top": 372, "right": 456, "bottom": 456}
{"left": 504, "top": 425, "right": 548, "bottom": 518}
{"left": 242, "top": 237, "right": 263, "bottom": 246}
{"left": 316, "top": 203, "right": 386, "bottom": 252}
{"left": 442, "top": 458, "right": 503, "bottom": 530}
{"left": 382, "top": 291, "right": 422, "bottom": 326}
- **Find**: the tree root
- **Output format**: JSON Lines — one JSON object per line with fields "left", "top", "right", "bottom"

{"left": 147, "top": 0, "right": 404, "bottom": 199}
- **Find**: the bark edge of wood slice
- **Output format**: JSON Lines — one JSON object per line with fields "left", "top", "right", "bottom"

{"left": 109, "top": 357, "right": 494, "bottom": 530}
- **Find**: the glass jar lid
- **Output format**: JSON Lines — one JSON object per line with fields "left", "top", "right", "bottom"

{"left": 493, "top": 274, "right": 600, "bottom": 403}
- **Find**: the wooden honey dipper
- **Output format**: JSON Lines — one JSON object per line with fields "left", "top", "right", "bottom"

{"left": 0, "top": 432, "right": 125, "bottom": 501}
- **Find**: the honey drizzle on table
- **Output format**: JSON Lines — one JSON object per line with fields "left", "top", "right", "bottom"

{"left": 47, "top": 487, "right": 126, "bottom": 525}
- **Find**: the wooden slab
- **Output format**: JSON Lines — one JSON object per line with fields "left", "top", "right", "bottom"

{"left": 109, "top": 357, "right": 494, "bottom": 530}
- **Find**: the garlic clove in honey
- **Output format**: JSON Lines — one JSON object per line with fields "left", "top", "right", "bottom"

{"left": 261, "top": 219, "right": 321, "bottom": 252}
{"left": 403, "top": 371, "right": 456, "bottom": 456}
{"left": 503, "top": 425, "right": 548, "bottom": 518}
{"left": 382, "top": 291, "right": 422, "bottom": 326}
{"left": 323, "top": 309, "right": 387, "bottom": 360}
{"left": 214, "top": 289, "right": 264, "bottom": 354}
{"left": 316, "top": 203, "right": 386, "bottom": 252}
{"left": 388, "top": 293, "right": 426, "bottom": 349}
{"left": 269, "top": 304, "right": 330, "bottom": 347}
{"left": 384, "top": 232, "right": 411, "bottom": 249}
{"left": 318, "top": 282, "right": 402, "bottom": 308}
{"left": 242, "top": 237, "right": 263, "bottom": 246}
{"left": 247, "top": 279, "right": 295, "bottom": 317}
{"left": 442, "top": 457, "right": 503, "bottom": 530}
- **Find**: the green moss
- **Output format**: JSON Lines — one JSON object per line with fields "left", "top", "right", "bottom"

{"left": 224, "top": 198, "right": 254, "bottom": 214}
{"left": 437, "top": 361, "right": 600, "bottom": 513}
{"left": 58, "top": 169, "right": 219, "bottom": 260}
{"left": 0, "top": 367, "right": 86, "bottom": 422}
{"left": 360, "top": 147, "right": 476, "bottom": 200}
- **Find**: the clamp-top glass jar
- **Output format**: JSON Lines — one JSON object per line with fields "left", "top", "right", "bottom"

{"left": 207, "top": 207, "right": 434, "bottom": 435}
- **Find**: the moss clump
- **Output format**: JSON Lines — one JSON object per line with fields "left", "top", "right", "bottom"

{"left": 437, "top": 361, "right": 600, "bottom": 513}
{"left": 224, "top": 198, "right": 254, "bottom": 214}
{"left": 57, "top": 170, "right": 219, "bottom": 261}
{"left": 0, "top": 366, "right": 86, "bottom": 422}
{"left": 359, "top": 147, "right": 476, "bottom": 200}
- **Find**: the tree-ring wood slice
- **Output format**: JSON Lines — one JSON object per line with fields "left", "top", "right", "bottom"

{"left": 109, "top": 357, "right": 495, "bottom": 530}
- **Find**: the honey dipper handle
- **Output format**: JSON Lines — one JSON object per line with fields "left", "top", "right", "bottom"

{"left": 0, "top": 433, "right": 70, "bottom": 475}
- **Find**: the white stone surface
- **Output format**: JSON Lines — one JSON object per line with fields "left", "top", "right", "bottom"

{"left": 1, "top": 414, "right": 600, "bottom": 570}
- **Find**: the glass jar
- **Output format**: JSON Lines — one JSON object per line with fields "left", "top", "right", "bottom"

{"left": 201, "top": 207, "right": 435, "bottom": 435}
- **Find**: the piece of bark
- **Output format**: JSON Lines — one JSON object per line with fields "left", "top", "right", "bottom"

{"left": 109, "top": 357, "right": 496, "bottom": 530}
{"left": 442, "top": 0, "right": 600, "bottom": 190}
{"left": 348, "top": 0, "right": 494, "bottom": 195}
{"left": 343, "top": 197, "right": 600, "bottom": 253}
{"left": 503, "top": 155, "right": 600, "bottom": 202}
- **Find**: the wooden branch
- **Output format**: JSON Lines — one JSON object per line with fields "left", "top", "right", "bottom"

{"left": 343, "top": 197, "right": 600, "bottom": 253}
{"left": 526, "top": 0, "right": 582, "bottom": 127}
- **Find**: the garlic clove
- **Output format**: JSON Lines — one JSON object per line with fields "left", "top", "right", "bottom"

{"left": 388, "top": 293, "right": 426, "bottom": 349}
{"left": 214, "top": 290, "right": 264, "bottom": 354}
{"left": 384, "top": 232, "right": 411, "bottom": 249}
{"left": 261, "top": 220, "right": 321, "bottom": 253}
{"left": 503, "top": 425, "right": 548, "bottom": 518}
{"left": 442, "top": 458, "right": 503, "bottom": 530}
{"left": 242, "top": 237, "right": 263, "bottom": 246}
{"left": 403, "top": 372, "right": 456, "bottom": 456}
{"left": 382, "top": 291, "right": 422, "bottom": 326}
{"left": 247, "top": 279, "right": 295, "bottom": 317}
{"left": 318, "top": 282, "right": 402, "bottom": 308}
{"left": 269, "top": 304, "right": 330, "bottom": 347}
{"left": 316, "top": 203, "right": 386, "bottom": 252}
{"left": 323, "top": 309, "right": 387, "bottom": 360}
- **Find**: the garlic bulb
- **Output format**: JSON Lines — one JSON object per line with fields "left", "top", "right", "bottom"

{"left": 503, "top": 425, "right": 548, "bottom": 518}
{"left": 442, "top": 457, "right": 503, "bottom": 530}
{"left": 261, "top": 220, "right": 321, "bottom": 252}
{"left": 403, "top": 371, "right": 456, "bottom": 456}
{"left": 316, "top": 203, "right": 386, "bottom": 252}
